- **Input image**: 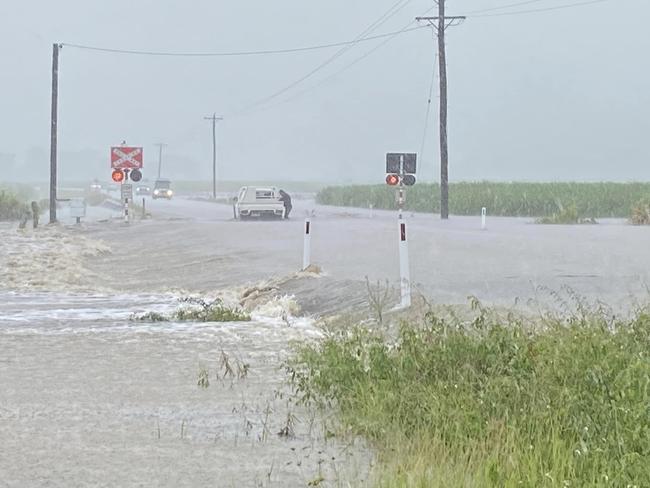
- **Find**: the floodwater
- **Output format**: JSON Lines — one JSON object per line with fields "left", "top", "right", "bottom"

{"left": 0, "top": 290, "right": 371, "bottom": 487}
{"left": 3, "top": 196, "right": 650, "bottom": 486}
{"left": 0, "top": 215, "right": 372, "bottom": 487}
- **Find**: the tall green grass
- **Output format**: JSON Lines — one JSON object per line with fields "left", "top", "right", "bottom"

{"left": 288, "top": 309, "right": 650, "bottom": 486}
{"left": 317, "top": 182, "right": 650, "bottom": 218}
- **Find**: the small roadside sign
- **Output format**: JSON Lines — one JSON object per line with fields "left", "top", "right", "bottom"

{"left": 121, "top": 183, "right": 133, "bottom": 203}
{"left": 111, "top": 146, "right": 143, "bottom": 169}
{"left": 69, "top": 198, "right": 86, "bottom": 218}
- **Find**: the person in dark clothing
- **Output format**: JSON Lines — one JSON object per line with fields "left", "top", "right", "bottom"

{"left": 278, "top": 190, "right": 292, "bottom": 219}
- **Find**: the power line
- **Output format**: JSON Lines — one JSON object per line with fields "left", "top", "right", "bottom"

{"left": 259, "top": 22, "right": 421, "bottom": 114}
{"left": 61, "top": 25, "right": 421, "bottom": 58}
{"left": 470, "top": 0, "right": 612, "bottom": 18}
{"left": 229, "top": 0, "right": 416, "bottom": 116}
{"left": 419, "top": 52, "right": 438, "bottom": 166}
{"left": 462, "top": 0, "right": 549, "bottom": 15}
{"left": 229, "top": 3, "right": 438, "bottom": 118}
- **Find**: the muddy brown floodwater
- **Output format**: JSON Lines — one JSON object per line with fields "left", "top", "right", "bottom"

{"left": 3, "top": 197, "right": 650, "bottom": 487}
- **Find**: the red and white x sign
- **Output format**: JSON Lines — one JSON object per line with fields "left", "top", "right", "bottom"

{"left": 111, "top": 146, "right": 143, "bottom": 169}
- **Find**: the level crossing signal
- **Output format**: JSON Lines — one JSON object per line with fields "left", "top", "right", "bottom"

{"left": 111, "top": 169, "right": 125, "bottom": 183}
{"left": 386, "top": 174, "right": 400, "bottom": 186}
{"left": 385, "top": 153, "right": 417, "bottom": 187}
{"left": 130, "top": 169, "right": 142, "bottom": 182}
{"left": 112, "top": 168, "right": 143, "bottom": 183}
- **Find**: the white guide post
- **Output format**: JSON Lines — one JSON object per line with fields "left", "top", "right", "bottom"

{"left": 302, "top": 218, "right": 311, "bottom": 270}
{"left": 398, "top": 217, "right": 411, "bottom": 308}
{"left": 481, "top": 207, "right": 487, "bottom": 230}
{"left": 124, "top": 197, "right": 129, "bottom": 223}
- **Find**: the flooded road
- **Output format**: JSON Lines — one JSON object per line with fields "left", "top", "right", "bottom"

{"left": 3, "top": 196, "right": 650, "bottom": 486}
{"left": 0, "top": 291, "right": 370, "bottom": 487}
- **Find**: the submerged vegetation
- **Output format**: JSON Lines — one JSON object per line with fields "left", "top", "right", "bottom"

{"left": 133, "top": 297, "right": 251, "bottom": 323}
{"left": 0, "top": 189, "right": 29, "bottom": 221}
{"left": 535, "top": 203, "right": 598, "bottom": 225}
{"left": 317, "top": 182, "right": 650, "bottom": 220}
{"left": 288, "top": 305, "right": 650, "bottom": 486}
{"left": 630, "top": 197, "right": 650, "bottom": 225}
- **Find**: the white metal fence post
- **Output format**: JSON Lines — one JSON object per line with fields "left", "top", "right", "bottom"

{"left": 398, "top": 217, "right": 411, "bottom": 308}
{"left": 302, "top": 218, "right": 311, "bottom": 270}
{"left": 481, "top": 207, "right": 487, "bottom": 230}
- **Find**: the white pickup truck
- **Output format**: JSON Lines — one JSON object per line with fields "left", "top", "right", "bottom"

{"left": 234, "top": 186, "right": 285, "bottom": 220}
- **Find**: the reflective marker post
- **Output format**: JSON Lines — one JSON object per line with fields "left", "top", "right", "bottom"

{"left": 481, "top": 207, "right": 487, "bottom": 230}
{"left": 302, "top": 218, "right": 311, "bottom": 270}
{"left": 398, "top": 218, "right": 411, "bottom": 308}
{"left": 124, "top": 197, "right": 129, "bottom": 223}
{"left": 385, "top": 152, "right": 417, "bottom": 309}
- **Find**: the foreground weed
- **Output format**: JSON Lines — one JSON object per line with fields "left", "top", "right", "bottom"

{"left": 365, "top": 277, "right": 393, "bottom": 325}
{"left": 197, "top": 364, "right": 210, "bottom": 389}
{"left": 288, "top": 308, "right": 650, "bottom": 486}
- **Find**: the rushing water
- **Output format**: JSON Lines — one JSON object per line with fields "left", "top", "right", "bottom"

{"left": 0, "top": 290, "right": 371, "bottom": 487}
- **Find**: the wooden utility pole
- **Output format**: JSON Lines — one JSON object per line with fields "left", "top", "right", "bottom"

{"left": 49, "top": 43, "right": 61, "bottom": 224}
{"left": 154, "top": 142, "right": 167, "bottom": 179}
{"left": 417, "top": 3, "right": 465, "bottom": 220}
{"left": 204, "top": 114, "right": 223, "bottom": 199}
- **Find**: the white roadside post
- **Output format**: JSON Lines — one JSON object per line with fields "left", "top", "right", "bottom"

{"left": 481, "top": 207, "right": 487, "bottom": 230}
{"left": 369, "top": 203, "right": 374, "bottom": 219}
{"left": 302, "top": 218, "right": 311, "bottom": 270}
{"left": 398, "top": 217, "right": 411, "bottom": 308}
{"left": 124, "top": 197, "right": 129, "bottom": 223}
{"left": 386, "top": 152, "right": 416, "bottom": 309}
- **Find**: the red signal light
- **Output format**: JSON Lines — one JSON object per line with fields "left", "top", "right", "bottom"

{"left": 111, "top": 169, "right": 124, "bottom": 183}
{"left": 386, "top": 174, "right": 400, "bottom": 186}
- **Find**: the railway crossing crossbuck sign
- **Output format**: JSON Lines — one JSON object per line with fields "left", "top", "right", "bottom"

{"left": 111, "top": 146, "right": 143, "bottom": 170}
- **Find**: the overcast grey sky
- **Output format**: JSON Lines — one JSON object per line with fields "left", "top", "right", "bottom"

{"left": 1, "top": 0, "right": 648, "bottom": 183}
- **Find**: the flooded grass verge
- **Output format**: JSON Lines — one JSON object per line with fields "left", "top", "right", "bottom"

{"left": 287, "top": 305, "right": 650, "bottom": 486}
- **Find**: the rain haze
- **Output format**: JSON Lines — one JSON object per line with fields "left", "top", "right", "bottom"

{"left": 1, "top": 0, "right": 649, "bottom": 182}
{"left": 3, "top": 1, "right": 650, "bottom": 487}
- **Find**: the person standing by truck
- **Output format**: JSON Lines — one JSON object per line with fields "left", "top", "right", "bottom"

{"left": 278, "top": 190, "right": 292, "bottom": 219}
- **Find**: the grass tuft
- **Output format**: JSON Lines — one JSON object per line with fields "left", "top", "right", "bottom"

{"left": 0, "top": 189, "right": 30, "bottom": 221}
{"left": 535, "top": 203, "right": 598, "bottom": 225}
{"left": 132, "top": 297, "right": 251, "bottom": 323}
{"left": 630, "top": 197, "right": 650, "bottom": 225}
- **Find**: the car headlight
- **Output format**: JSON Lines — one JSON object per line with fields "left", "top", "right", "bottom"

{"left": 167, "top": 190, "right": 173, "bottom": 195}
{"left": 154, "top": 190, "right": 160, "bottom": 195}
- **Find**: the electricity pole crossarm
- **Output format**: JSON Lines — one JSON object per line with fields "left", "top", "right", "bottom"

{"left": 204, "top": 114, "right": 223, "bottom": 199}
{"left": 416, "top": 1, "right": 465, "bottom": 220}
{"left": 415, "top": 16, "right": 466, "bottom": 30}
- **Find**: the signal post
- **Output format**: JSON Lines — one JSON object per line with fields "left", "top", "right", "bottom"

{"left": 385, "top": 153, "right": 417, "bottom": 309}
{"left": 111, "top": 144, "right": 144, "bottom": 223}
